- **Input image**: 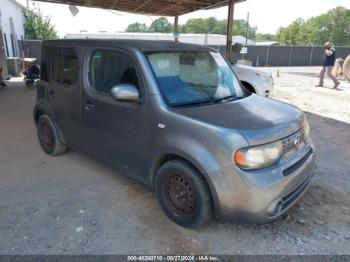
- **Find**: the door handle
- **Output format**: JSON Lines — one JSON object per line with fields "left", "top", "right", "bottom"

{"left": 48, "top": 90, "right": 56, "bottom": 98}
{"left": 84, "top": 102, "right": 95, "bottom": 112}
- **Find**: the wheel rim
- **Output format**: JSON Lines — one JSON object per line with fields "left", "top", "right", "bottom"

{"left": 39, "top": 121, "right": 55, "bottom": 152}
{"left": 164, "top": 174, "right": 197, "bottom": 216}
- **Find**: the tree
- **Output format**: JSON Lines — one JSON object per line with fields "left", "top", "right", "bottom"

{"left": 275, "top": 6, "right": 350, "bottom": 45}
{"left": 185, "top": 18, "right": 207, "bottom": 33}
{"left": 24, "top": 9, "right": 57, "bottom": 40}
{"left": 126, "top": 22, "right": 148, "bottom": 32}
{"left": 149, "top": 17, "right": 172, "bottom": 33}
{"left": 275, "top": 18, "right": 305, "bottom": 45}
{"left": 211, "top": 20, "right": 227, "bottom": 35}
{"left": 255, "top": 33, "right": 275, "bottom": 41}
{"left": 232, "top": 19, "right": 257, "bottom": 40}
{"left": 183, "top": 17, "right": 257, "bottom": 39}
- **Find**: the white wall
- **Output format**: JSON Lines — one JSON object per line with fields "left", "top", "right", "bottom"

{"left": 0, "top": 0, "right": 25, "bottom": 57}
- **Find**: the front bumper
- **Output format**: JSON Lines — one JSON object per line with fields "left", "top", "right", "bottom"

{"left": 264, "top": 78, "right": 274, "bottom": 98}
{"left": 254, "top": 76, "right": 274, "bottom": 98}
{"left": 209, "top": 139, "right": 316, "bottom": 223}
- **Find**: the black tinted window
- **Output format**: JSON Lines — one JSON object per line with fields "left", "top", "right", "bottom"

{"left": 90, "top": 50, "right": 139, "bottom": 94}
{"left": 40, "top": 46, "right": 49, "bottom": 81}
{"left": 52, "top": 47, "right": 78, "bottom": 85}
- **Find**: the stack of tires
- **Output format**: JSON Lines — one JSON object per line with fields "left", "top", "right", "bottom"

{"left": 344, "top": 55, "right": 350, "bottom": 82}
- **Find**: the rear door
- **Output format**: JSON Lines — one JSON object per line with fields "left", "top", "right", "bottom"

{"left": 80, "top": 47, "right": 149, "bottom": 179}
{"left": 48, "top": 47, "right": 81, "bottom": 145}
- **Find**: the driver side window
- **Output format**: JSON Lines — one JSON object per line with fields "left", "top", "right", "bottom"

{"left": 89, "top": 50, "right": 140, "bottom": 94}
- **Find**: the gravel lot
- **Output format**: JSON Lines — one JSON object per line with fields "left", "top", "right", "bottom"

{"left": 0, "top": 67, "right": 349, "bottom": 255}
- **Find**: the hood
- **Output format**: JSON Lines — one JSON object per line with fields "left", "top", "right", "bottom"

{"left": 233, "top": 64, "right": 272, "bottom": 77}
{"left": 173, "top": 95, "right": 305, "bottom": 146}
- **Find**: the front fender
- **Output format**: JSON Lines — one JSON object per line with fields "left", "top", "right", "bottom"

{"left": 150, "top": 128, "right": 248, "bottom": 218}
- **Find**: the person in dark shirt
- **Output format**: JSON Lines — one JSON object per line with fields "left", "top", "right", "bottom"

{"left": 316, "top": 42, "right": 341, "bottom": 89}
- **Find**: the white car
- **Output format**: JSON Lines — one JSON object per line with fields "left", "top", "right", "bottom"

{"left": 232, "top": 64, "right": 274, "bottom": 98}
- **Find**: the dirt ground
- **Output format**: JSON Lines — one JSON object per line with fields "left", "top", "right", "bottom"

{"left": 0, "top": 67, "right": 349, "bottom": 255}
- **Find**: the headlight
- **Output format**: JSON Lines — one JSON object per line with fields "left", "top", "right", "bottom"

{"left": 256, "top": 72, "right": 270, "bottom": 82}
{"left": 304, "top": 120, "right": 310, "bottom": 138}
{"left": 234, "top": 141, "right": 283, "bottom": 170}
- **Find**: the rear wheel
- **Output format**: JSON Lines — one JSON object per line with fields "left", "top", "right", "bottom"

{"left": 25, "top": 79, "right": 34, "bottom": 87}
{"left": 155, "top": 160, "right": 213, "bottom": 228}
{"left": 37, "top": 115, "right": 67, "bottom": 156}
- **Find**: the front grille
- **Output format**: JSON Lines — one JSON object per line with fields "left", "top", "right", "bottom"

{"left": 283, "top": 149, "right": 313, "bottom": 177}
{"left": 281, "top": 175, "right": 312, "bottom": 211}
{"left": 281, "top": 129, "right": 304, "bottom": 154}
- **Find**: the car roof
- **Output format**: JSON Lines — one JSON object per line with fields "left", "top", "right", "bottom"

{"left": 43, "top": 39, "right": 217, "bottom": 53}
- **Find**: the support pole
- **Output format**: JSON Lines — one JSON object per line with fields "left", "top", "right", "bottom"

{"left": 174, "top": 16, "right": 179, "bottom": 42}
{"left": 226, "top": 0, "right": 235, "bottom": 62}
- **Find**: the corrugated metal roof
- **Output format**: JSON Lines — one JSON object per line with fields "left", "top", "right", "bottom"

{"left": 34, "top": 0, "right": 245, "bottom": 16}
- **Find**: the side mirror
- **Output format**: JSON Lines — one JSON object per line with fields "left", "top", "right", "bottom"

{"left": 110, "top": 84, "right": 140, "bottom": 103}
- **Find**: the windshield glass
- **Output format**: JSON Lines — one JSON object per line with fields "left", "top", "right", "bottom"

{"left": 146, "top": 51, "right": 246, "bottom": 107}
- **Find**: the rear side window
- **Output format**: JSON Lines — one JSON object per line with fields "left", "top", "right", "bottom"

{"left": 40, "top": 46, "right": 49, "bottom": 81}
{"left": 89, "top": 50, "right": 139, "bottom": 94}
{"left": 52, "top": 47, "right": 78, "bottom": 85}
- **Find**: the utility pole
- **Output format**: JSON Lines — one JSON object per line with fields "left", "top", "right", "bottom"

{"left": 174, "top": 16, "right": 179, "bottom": 42}
{"left": 242, "top": 12, "right": 249, "bottom": 60}
{"left": 225, "top": 0, "right": 235, "bottom": 62}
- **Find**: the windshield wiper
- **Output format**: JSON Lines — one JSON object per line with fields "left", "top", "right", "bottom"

{"left": 214, "top": 95, "right": 237, "bottom": 103}
{"left": 173, "top": 100, "right": 216, "bottom": 107}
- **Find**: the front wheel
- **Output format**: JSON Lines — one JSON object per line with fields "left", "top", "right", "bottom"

{"left": 37, "top": 115, "right": 67, "bottom": 156}
{"left": 155, "top": 160, "right": 213, "bottom": 228}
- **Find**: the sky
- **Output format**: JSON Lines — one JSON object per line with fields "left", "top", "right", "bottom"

{"left": 17, "top": 0, "right": 350, "bottom": 37}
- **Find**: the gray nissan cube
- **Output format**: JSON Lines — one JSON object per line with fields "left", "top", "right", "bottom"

{"left": 34, "top": 39, "right": 316, "bottom": 228}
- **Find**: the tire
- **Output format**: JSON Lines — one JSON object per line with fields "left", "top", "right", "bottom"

{"left": 155, "top": 160, "right": 213, "bottom": 228}
{"left": 344, "top": 55, "right": 350, "bottom": 82}
{"left": 25, "top": 79, "right": 34, "bottom": 87}
{"left": 37, "top": 115, "right": 67, "bottom": 156}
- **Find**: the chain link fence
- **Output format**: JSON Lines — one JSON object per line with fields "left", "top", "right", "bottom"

{"left": 212, "top": 45, "right": 350, "bottom": 66}
{"left": 18, "top": 40, "right": 350, "bottom": 67}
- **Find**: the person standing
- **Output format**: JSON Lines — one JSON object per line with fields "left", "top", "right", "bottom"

{"left": 316, "top": 42, "right": 341, "bottom": 89}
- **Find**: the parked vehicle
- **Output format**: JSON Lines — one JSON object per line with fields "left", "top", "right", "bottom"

{"left": 232, "top": 64, "right": 274, "bottom": 98}
{"left": 34, "top": 39, "right": 316, "bottom": 228}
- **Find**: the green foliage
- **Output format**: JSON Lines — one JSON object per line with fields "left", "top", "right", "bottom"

{"left": 185, "top": 18, "right": 208, "bottom": 33}
{"left": 255, "top": 33, "right": 275, "bottom": 41}
{"left": 126, "top": 22, "right": 148, "bottom": 32}
{"left": 124, "top": 16, "right": 257, "bottom": 39}
{"left": 123, "top": 7, "right": 350, "bottom": 46}
{"left": 184, "top": 17, "right": 257, "bottom": 39}
{"left": 232, "top": 19, "right": 257, "bottom": 40}
{"left": 24, "top": 9, "right": 57, "bottom": 40}
{"left": 276, "top": 6, "right": 350, "bottom": 45}
{"left": 149, "top": 17, "right": 172, "bottom": 33}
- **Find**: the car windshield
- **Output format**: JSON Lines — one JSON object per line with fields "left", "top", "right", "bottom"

{"left": 146, "top": 51, "right": 246, "bottom": 107}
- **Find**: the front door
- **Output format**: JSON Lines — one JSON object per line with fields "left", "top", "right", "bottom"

{"left": 80, "top": 48, "right": 149, "bottom": 180}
